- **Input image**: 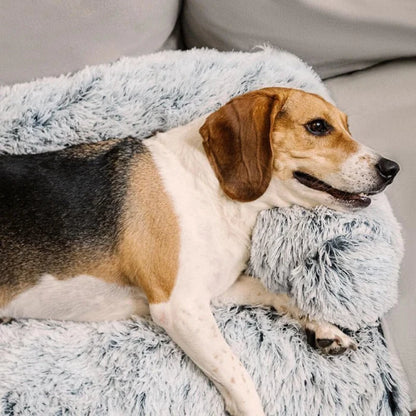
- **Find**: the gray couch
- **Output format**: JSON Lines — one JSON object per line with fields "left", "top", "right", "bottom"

{"left": 1, "top": 1, "right": 415, "bottom": 411}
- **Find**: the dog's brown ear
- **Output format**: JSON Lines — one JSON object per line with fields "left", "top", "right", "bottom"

{"left": 200, "top": 91, "right": 284, "bottom": 202}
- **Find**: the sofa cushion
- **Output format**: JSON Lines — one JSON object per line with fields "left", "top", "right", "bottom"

{"left": 182, "top": 0, "right": 416, "bottom": 78}
{"left": 326, "top": 58, "right": 416, "bottom": 409}
{"left": 0, "top": 0, "right": 181, "bottom": 85}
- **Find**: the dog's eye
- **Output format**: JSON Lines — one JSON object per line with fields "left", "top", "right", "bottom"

{"left": 305, "top": 119, "right": 332, "bottom": 136}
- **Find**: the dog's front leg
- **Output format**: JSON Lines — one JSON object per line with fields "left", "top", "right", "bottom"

{"left": 150, "top": 300, "right": 265, "bottom": 416}
{"left": 214, "top": 275, "right": 357, "bottom": 355}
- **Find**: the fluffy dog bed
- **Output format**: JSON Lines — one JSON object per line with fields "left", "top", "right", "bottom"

{"left": 0, "top": 47, "right": 409, "bottom": 415}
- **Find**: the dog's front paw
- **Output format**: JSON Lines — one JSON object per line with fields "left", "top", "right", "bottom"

{"left": 0, "top": 317, "right": 15, "bottom": 325}
{"left": 305, "top": 322, "right": 357, "bottom": 355}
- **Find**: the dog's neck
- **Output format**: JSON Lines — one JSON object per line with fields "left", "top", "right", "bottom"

{"left": 145, "top": 116, "right": 296, "bottom": 228}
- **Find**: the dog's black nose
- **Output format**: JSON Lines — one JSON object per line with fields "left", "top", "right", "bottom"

{"left": 375, "top": 158, "right": 400, "bottom": 180}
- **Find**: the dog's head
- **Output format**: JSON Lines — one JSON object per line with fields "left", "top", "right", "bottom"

{"left": 200, "top": 87, "right": 399, "bottom": 210}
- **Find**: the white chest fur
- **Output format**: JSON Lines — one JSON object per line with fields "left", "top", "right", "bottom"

{"left": 145, "top": 119, "right": 287, "bottom": 300}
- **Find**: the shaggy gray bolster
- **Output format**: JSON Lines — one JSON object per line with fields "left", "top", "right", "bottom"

{"left": 247, "top": 194, "right": 403, "bottom": 330}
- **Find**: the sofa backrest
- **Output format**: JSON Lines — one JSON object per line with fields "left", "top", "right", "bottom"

{"left": 182, "top": 0, "right": 416, "bottom": 78}
{"left": 0, "top": 0, "right": 181, "bottom": 85}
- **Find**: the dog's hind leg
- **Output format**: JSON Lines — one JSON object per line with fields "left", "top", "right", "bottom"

{"left": 214, "top": 275, "right": 357, "bottom": 355}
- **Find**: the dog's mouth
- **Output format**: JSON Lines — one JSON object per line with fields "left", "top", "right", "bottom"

{"left": 293, "top": 171, "right": 374, "bottom": 208}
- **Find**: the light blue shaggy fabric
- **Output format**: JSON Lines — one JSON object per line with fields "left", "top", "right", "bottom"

{"left": 247, "top": 200, "right": 403, "bottom": 331}
{"left": 0, "top": 48, "right": 409, "bottom": 415}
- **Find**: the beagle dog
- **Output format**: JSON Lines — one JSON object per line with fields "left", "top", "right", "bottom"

{"left": 0, "top": 87, "right": 399, "bottom": 416}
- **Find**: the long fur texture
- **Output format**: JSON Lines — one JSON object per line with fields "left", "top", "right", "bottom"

{"left": 247, "top": 197, "right": 403, "bottom": 330}
{"left": 0, "top": 47, "right": 409, "bottom": 415}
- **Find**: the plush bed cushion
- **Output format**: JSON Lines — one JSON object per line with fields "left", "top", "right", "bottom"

{"left": 326, "top": 58, "right": 416, "bottom": 409}
{"left": 182, "top": 0, "right": 416, "bottom": 78}
{"left": 0, "top": 0, "right": 181, "bottom": 85}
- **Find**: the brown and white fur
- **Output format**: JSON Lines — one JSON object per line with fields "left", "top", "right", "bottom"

{"left": 0, "top": 88, "right": 399, "bottom": 416}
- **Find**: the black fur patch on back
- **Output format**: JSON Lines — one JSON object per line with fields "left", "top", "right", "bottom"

{"left": 0, "top": 138, "right": 146, "bottom": 287}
